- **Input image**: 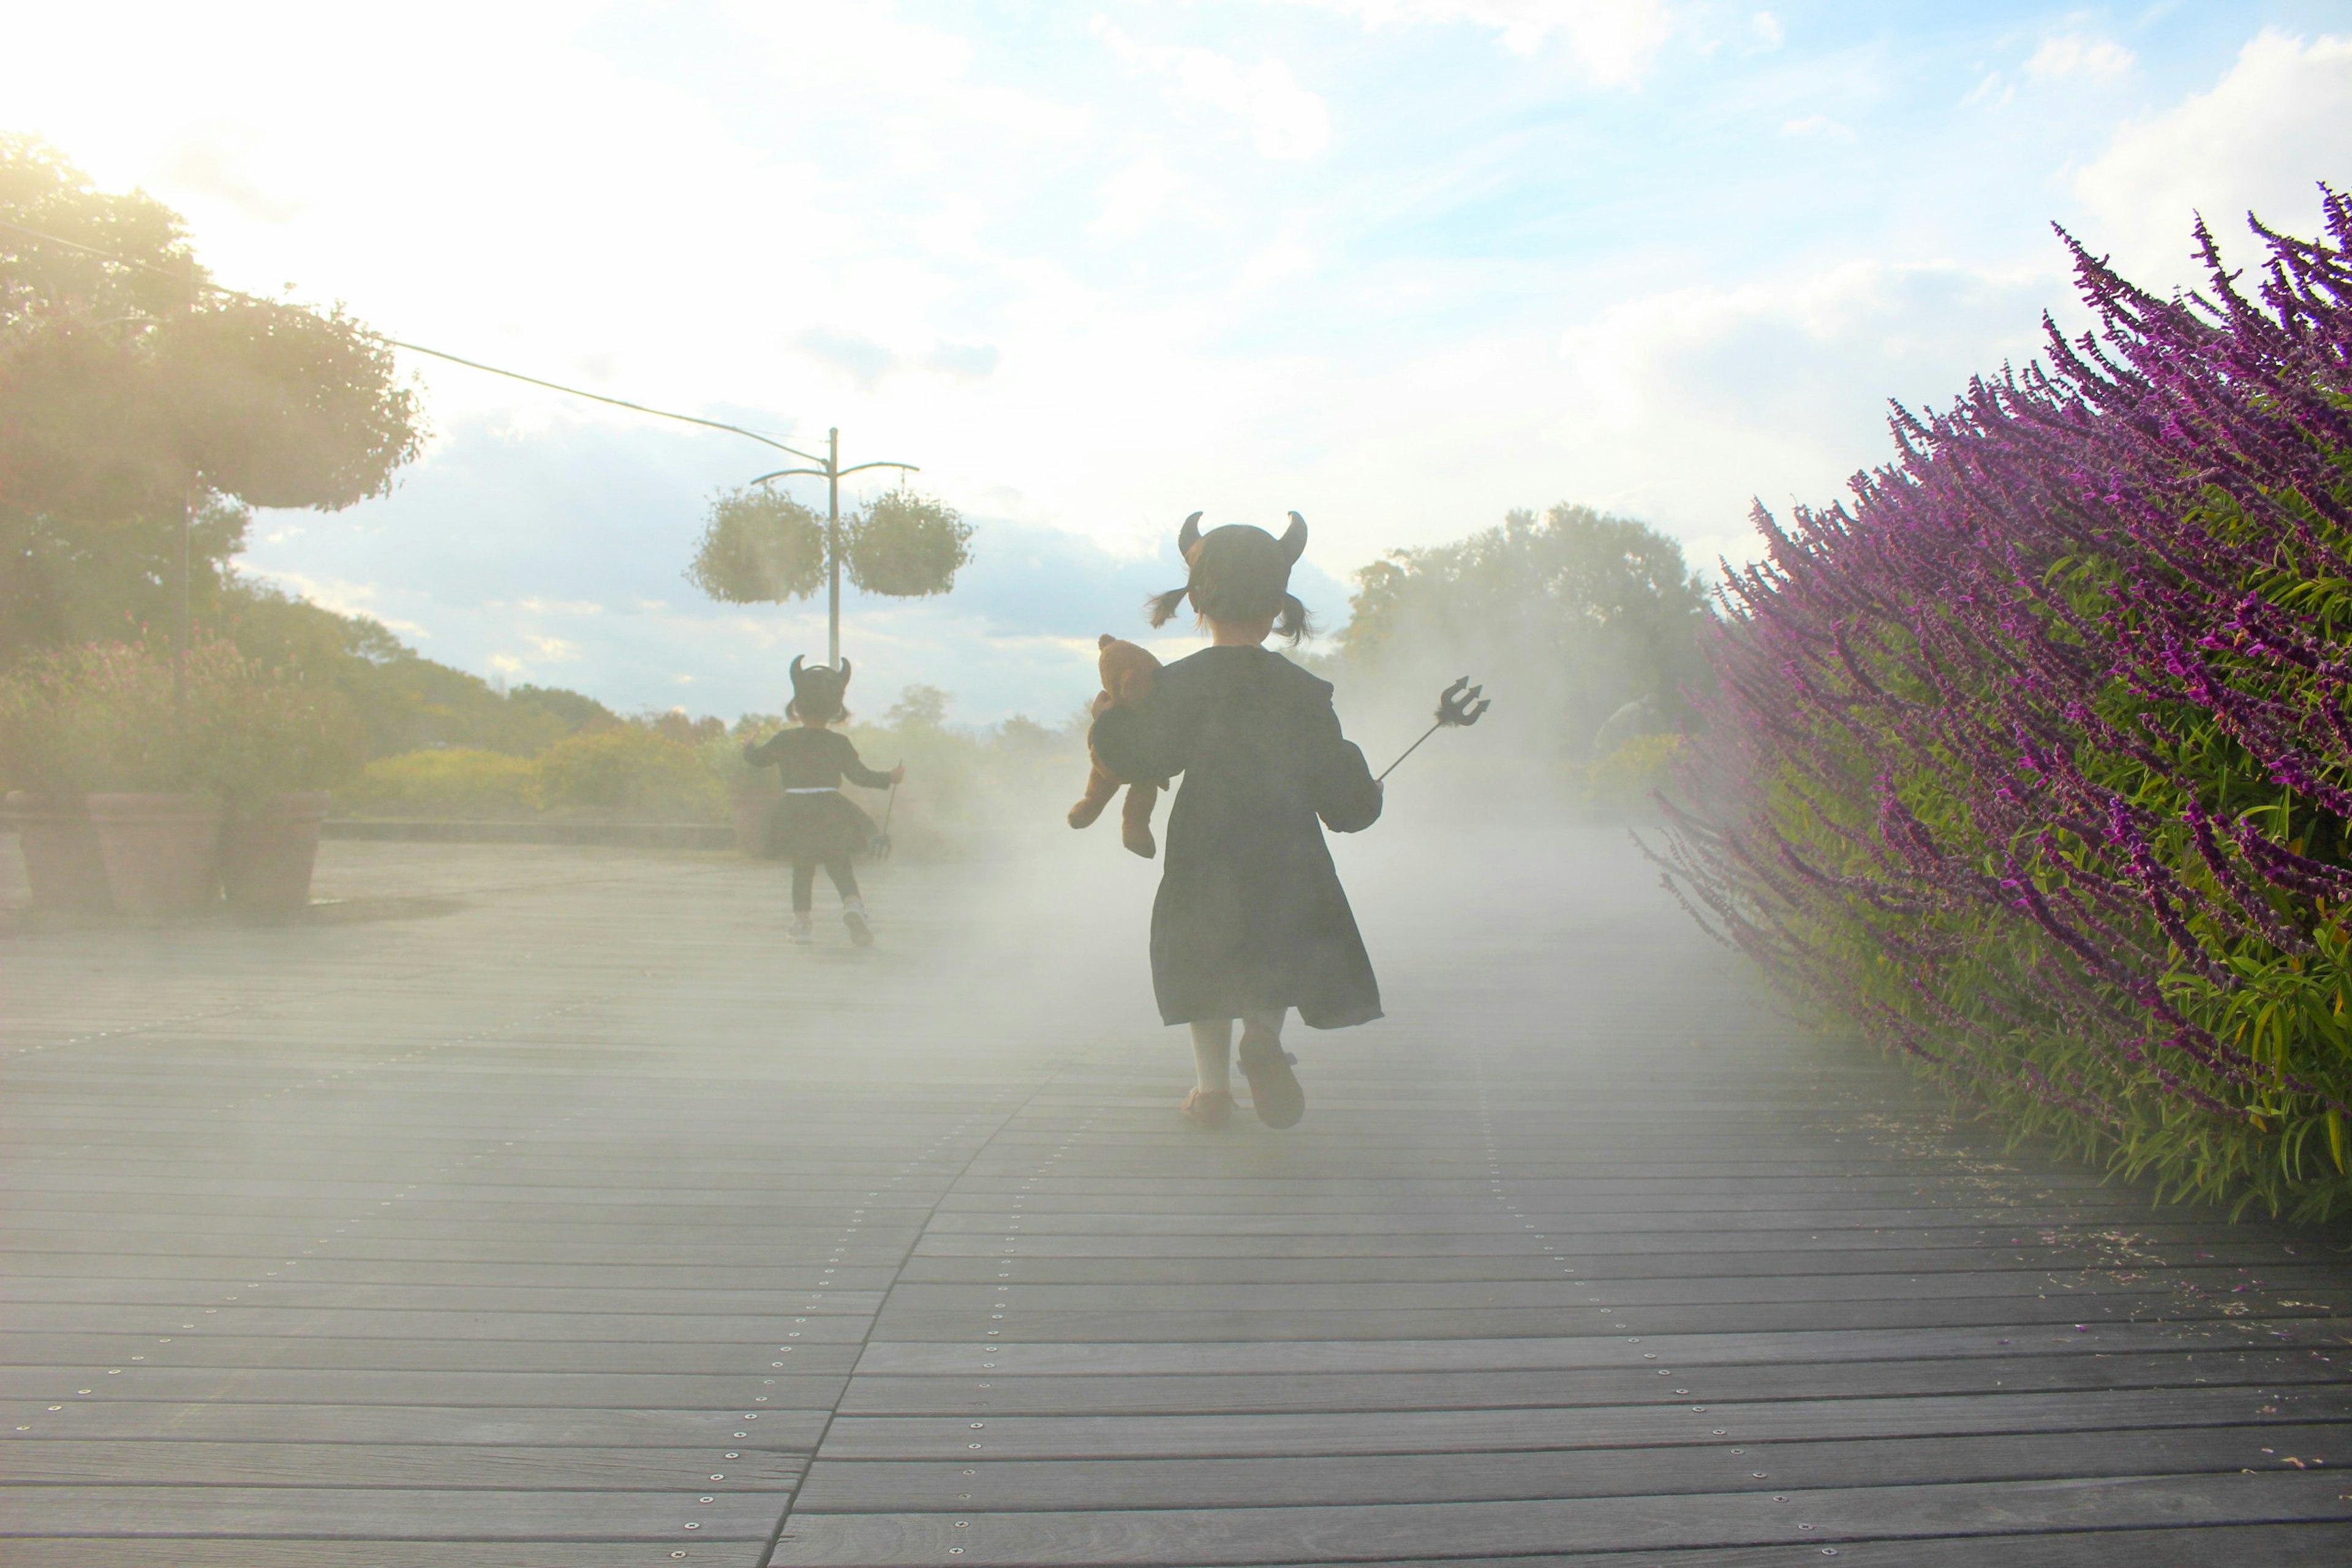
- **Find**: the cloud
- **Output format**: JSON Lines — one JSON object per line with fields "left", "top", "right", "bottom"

{"left": 1094, "top": 22, "right": 1332, "bottom": 158}
{"left": 1268, "top": 0, "right": 1675, "bottom": 83}
{"left": 1781, "top": 113, "right": 1853, "bottom": 141}
{"left": 1550, "top": 257, "right": 2057, "bottom": 563}
{"left": 2025, "top": 33, "right": 2135, "bottom": 80}
{"left": 797, "top": 329, "right": 900, "bottom": 390}
{"left": 156, "top": 119, "right": 305, "bottom": 222}
{"left": 2073, "top": 29, "right": 2352, "bottom": 287}
{"left": 1092, "top": 159, "right": 1189, "bottom": 241}
{"left": 794, "top": 330, "right": 1001, "bottom": 389}
{"left": 1749, "top": 11, "right": 1784, "bottom": 51}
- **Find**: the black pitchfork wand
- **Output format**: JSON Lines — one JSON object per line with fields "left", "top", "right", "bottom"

{"left": 1376, "top": 677, "right": 1491, "bottom": 783}
{"left": 871, "top": 764, "right": 902, "bottom": 861}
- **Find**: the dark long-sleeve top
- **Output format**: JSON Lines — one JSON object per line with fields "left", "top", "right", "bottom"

{"left": 742, "top": 726, "right": 894, "bottom": 790}
{"left": 1088, "top": 644, "right": 1384, "bottom": 1028}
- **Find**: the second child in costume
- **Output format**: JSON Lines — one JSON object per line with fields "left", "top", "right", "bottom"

{"left": 1089, "top": 511, "right": 1384, "bottom": 1131}
{"left": 742, "top": 657, "right": 905, "bottom": 946}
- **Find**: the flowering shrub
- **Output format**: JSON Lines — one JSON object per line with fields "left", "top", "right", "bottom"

{"left": 1659, "top": 192, "right": 2352, "bottom": 1219}
{"left": 340, "top": 747, "right": 538, "bottom": 817}
{"left": 0, "top": 634, "right": 364, "bottom": 804}
{"left": 1576, "top": 733, "right": 1684, "bottom": 816}
{"left": 528, "top": 726, "right": 725, "bottom": 818}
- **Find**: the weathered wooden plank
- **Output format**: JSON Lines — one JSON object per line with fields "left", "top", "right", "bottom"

{"left": 764, "top": 1471, "right": 2352, "bottom": 1563}
{"left": 0, "top": 1487, "right": 780, "bottom": 1540}
{"left": 902, "top": 1227, "right": 2286, "bottom": 1259}
{"left": 812, "top": 1385, "right": 2352, "bottom": 1461}
{"left": 1240, "top": 1523, "right": 2352, "bottom": 1568}
{"left": 2, "top": 1335, "right": 859, "bottom": 1376}
{"left": 851, "top": 1319, "right": 2334, "bottom": 1377}
{"left": 832, "top": 1347, "right": 2352, "bottom": 1416}
{"left": 0, "top": 1368, "right": 848, "bottom": 1406}
{"left": 0, "top": 1441, "right": 804, "bottom": 1489}
{"left": 790, "top": 1420, "right": 2350, "bottom": 1511}
{"left": 869, "top": 1270, "right": 2343, "bottom": 1313}
{"left": 888, "top": 1248, "right": 2297, "bottom": 1284}
{"left": 0, "top": 1402, "right": 827, "bottom": 1445}
{"left": 1, "top": 1308, "right": 878, "bottom": 1340}
{"left": 0, "top": 1542, "right": 772, "bottom": 1567}
{"left": 869, "top": 1295, "right": 2342, "bottom": 1343}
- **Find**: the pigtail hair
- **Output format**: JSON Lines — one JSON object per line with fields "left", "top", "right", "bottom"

{"left": 1272, "top": 592, "right": 1314, "bottom": 644}
{"left": 1145, "top": 586, "right": 1192, "bottom": 627}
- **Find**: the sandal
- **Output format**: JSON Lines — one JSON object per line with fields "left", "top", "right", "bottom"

{"left": 1237, "top": 1030, "right": 1304, "bottom": 1129}
{"left": 1180, "top": 1088, "right": 1235, "bottom": 1129}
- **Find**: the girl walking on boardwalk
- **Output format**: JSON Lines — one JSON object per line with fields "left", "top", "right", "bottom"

{"left": 743, "top": 657, "right": 904, "bottom": 946}
{"left": 1089, "top": 513, "right": 1384, "bottom": 1130}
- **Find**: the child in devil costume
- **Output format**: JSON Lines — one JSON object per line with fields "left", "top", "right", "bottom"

{"left": 743, "top": 657, "right": 905, "bottom": 946}
{"left": 1088, "top": 512, "right": 1384, "bottom": 1129}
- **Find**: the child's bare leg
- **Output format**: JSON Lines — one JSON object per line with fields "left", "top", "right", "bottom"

{"left": 1189, "top": 1020, "right": 1233, "bottom": 1092}
{"left": 1181, "top": 1020, "right": 1236, "bottom": 1128}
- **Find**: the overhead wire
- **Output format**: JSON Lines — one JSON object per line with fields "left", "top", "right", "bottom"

{"left": 0, "top": 216, "right": 820, "bottom": 462}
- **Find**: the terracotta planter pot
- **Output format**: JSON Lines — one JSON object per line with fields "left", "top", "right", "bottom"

{"left": 731, "top": 780, "right": 780, "bottom": 857}
{"left": 4, "top": 792, "right": 114, "bottom": 913}
{"left": 86, "top": 793, "right": 223, "bottom": 917}
{"left": 221, "top": 791, "right": 332, "bottom": 917}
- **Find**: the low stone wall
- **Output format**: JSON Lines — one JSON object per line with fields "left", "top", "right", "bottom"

{"left": 323, "top": 819, "right": 732, "bottom": 850}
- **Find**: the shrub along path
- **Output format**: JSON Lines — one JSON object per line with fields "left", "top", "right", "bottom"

{"left": 2, "top": 826, "right": 2349, "bottom": 1565}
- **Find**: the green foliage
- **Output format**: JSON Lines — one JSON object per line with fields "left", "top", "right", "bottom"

{"left": 152, "top": 297, "right": 423, "bottom": 510}
{"left": 685, "top": 487, "right": 827, "bottom": 603}
{"left": 1336, "top": 503, "right": 1709, "bottom": 755}
{"left": 886, "top": 684, "right": 951, "bottom": 730}
{"left": 213, "top": 579, "right": 593, "bottom": 758}
{"left": 0, "top": 633, "right": 365, "bottom": 803}
{"left": 340, "top": 748, "right": 538, "bottom": 818}
{"left": 684, "top": 485, "right": 971, "bottom": 606}
{"left": 1, "top": 135, "right": 423, "bottom": 666}
{"left": 846, "top": 488, "right": 971, "bottom": 597}
{"left": 1572, "top": 732, "right": 1684, "bottom": 816}
{"left": 509, "top": 684, "right": 617, "bottom": 734}
{"left": 529, "top": 726, "right": 726, "bottom": 818}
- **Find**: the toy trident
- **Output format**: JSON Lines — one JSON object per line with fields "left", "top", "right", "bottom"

{"left": 1376, "top": 677, "right": 1490, "bottom": 783}
{"left": 871, "top": 764, "right": 902, "bottom": 861}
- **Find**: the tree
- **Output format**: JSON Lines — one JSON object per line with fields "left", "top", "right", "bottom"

{"left": 0, "top": 135, "right": 423, "bottom": 662}
{"left": 1336, "top": 503, "right": 1709, "bottom": 756}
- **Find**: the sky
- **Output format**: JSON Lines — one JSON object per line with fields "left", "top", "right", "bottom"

{"left": 8, "top": 1, "right": 2351, "bottom": 723}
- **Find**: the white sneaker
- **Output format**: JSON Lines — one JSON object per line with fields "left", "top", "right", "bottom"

{"left": 843, "top": 897, "right": 873, "bottom": 948}
{"left": 788, "top": 914, "right": 814, "bottom": 944}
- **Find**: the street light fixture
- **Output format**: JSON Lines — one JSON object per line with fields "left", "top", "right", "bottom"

{"left": 743, "top": 427, "right": 918, "bottom": 667}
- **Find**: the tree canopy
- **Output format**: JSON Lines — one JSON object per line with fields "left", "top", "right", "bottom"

{"left": 1335, "top": 502, "right": 1710, "bottom": 756}
{"left": 1, "top": 134, "right": 423, "bottom": 660}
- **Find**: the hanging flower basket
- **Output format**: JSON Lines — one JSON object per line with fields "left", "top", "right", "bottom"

{"left": 846, "top": 488, "right": 971, "bottom": 598}
{"left": 687, "top": 487, "right": 828, "bottom": 603}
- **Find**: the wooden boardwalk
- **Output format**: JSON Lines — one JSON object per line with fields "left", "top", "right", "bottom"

{"left": 4, "top": 824, "right": 2350, "bottom": 1565}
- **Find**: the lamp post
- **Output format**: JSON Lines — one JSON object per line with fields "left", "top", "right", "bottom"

{"left": 744, "top": 427, "right": 917, "bottom": 667}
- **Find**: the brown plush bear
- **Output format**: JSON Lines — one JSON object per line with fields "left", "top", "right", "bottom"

{"left": 1070, "top": 633, "right": 1163, "bottom": 858}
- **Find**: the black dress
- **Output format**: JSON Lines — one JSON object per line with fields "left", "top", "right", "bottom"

{"left": 1090, "top": 645, "right": 1384, "bottom": 1029}
{"left": 742, "top": 728, "right": 893, "bottom": 861}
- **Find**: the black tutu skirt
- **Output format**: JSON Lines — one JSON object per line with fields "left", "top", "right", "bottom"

{"left": 763, "top": 790, "right": 875, "bottom": 861}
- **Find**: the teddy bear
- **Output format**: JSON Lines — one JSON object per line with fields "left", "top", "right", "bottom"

{"left": 1069, "top": 633, "right": 1163, "bottom": 858}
